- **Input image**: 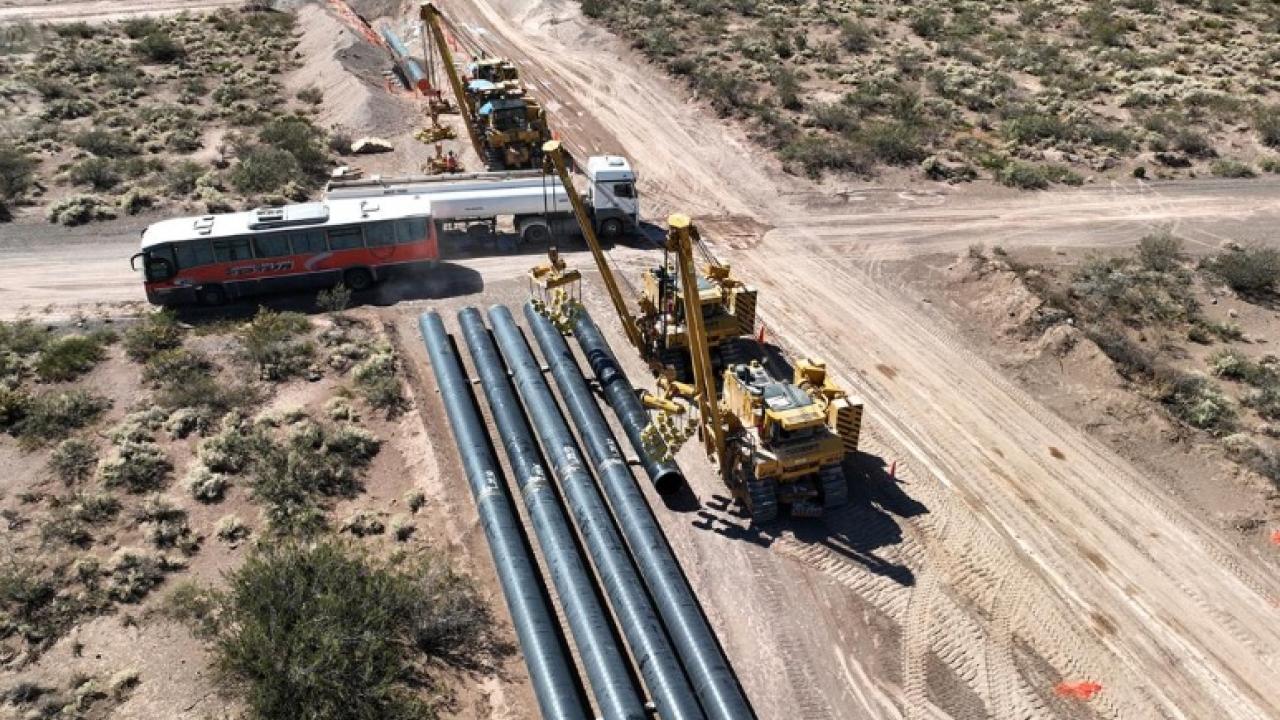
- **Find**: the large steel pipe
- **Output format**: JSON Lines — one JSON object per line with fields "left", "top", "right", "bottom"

{"left": 418, "top": 312, "right": 589, "bottom": 720}
{"left": 457, "top": 308, "right": 646, "bottom": 720}
{"left": 488, "top": 305, "right": 707, "bottom": 720}
{"left": 381, "top": 26, "right": 430, "bottom": 93}
{"left": 524, "top": 303, "right": 755, "bottom": 720}
{"left": 570, "top": 309, "right": 683, "bottom": 496}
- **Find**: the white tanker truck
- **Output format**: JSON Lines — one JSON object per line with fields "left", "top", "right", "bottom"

{"left": 325, "top": 155, "right": 639, "bottom": 249}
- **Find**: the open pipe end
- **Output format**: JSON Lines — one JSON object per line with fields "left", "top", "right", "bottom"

{"left": 653, "top": 469, "right": 684, "bottom": 497}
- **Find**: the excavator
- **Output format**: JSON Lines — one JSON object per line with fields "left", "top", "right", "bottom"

{"left": 532, "top": 139, "right": 863, "bottom": 522}
{"left": 420, "top": 3, "right": 551, "bottom": 169}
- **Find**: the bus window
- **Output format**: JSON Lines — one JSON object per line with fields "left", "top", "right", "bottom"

{"left": 174, "top": 239, "right": 215, "bottom": 269}
{"left": 395, "top": 218, "right": 428, "bottom": 244}
{"left": 290, "top": 229, "right": 327, "bottom": 255}
{"left": 613, "top": 183, "right": 635, "bottom": 198}
{"left": 327, "top": 226, "right": 363, "bottom": 250}
{"left": 213, "top": 236, "right": 253, "bottom": 263}
{"left": 365, "top": 221, "right": 395, "bottom": 247}
{"left": 254, "top": 233, "right": 291, "bottom": 258}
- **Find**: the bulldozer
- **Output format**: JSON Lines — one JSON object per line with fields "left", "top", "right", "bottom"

{"left": 661, "top": 215, "right": 863, "bottom": 523}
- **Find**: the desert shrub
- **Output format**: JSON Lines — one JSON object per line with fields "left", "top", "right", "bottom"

{"left": 1208, "top": 348, "right": 1263, "bottom": 382}
{"left": 1137, "top": 230, "right": 1183, "bottom": 272}
{"left": 123, "top": 310, "right": 182, "bottom": 362}
{"left": 391, "top": 515, "right": 415, "bottom": 542}
{"left": 135, "top": 31, "right": 185, "bottom": 63}
{"left": 120, "top": 188, "right": 156, "bottom": 215}
{"left": 0, "top": 320, "right": 50, "bottom": 356}
{"left": 0, "top": 149, "right": 38, "bottom": 203}
{"left": 1243, "top": 383, "right": 1280, "bottom": 421}
{"left": 1257, "top": 105, "right": 1280, "bottom": 148}
{"left": 316, "top": 283, "right": 351, "bottom": 313}
{"left": 839, "top": 18, "right": 873, "bottom": 53}
{"left": 215, "top": 515, "right": 250, "bottom": 544}
{"left": 136, "top": 495, "right": 196, "bottom": 551}
{"left": 198, "top": 416, "right": 265, "bottom": 474}
{"left": 340, "top": 509, "right": 385, "bottom": 537}
{"left": 1205, "top": 245, "right": 1280, "bottom": 294}
{"left": 71, "top": 492, "right": 120, "bottom": 523}
{"left": 48, "top": 438, "right": 97, "bottom": 485}
{"left": 67, "top": 157, "right": 120, "bottom": 191}
{"left": 1072, "top": 254, "right": 1197, "bottom": 325}
{"left": 1079, "top": 0, "right": 1130, "bottom": 46}
{"left": 40, "top": 511, "right": 91, "bottom": 548}
{"left": 106, "top": 548, "right": 168, "bottom": 603}
{"left": 165, "top": 160, "right": 204, "bottom": 196}
{"left": 142, "top": 347, "right": 210, "bottom": 385}
{"left": 120, "top": 17, "right": 161, "bottom": 39}
{"left": 258, "top": 115, "right": 329, "bottom": 177}
{"left": 100, "top": 441, "right": 172, "bottom": 493}
{"left": 6, "top": 389, "right": 109, "bottom": 444}
{"left": 0, "top": 560, "right": 91, "bottom": 654}
{"left": 296, "top": 86, "right": 323, "bottom": 105}
{"left": 1157, "top": 372, "right": 1236, "bottom": 434}
{"left": 1210, "top": 158, "right": 1256, "bottom": 178}
{"left": 53, "top": 22, "right": 96, "bottom": 38}
{"left": 229, "top": 146, "right": 301, "bottom": 195}
{"left": 41, "top": 97, "right": 96, "bottom": 121}
{"left": 250, "top": 421, "right": 379, "bottom": 536}
{"left": 73, "top": 130, "right": 138, "bottom": 159}
{"left": 998, "top": 162, "right": 1051, "bottom": 189}
{"left": 34, "top": 334, "right": 108, "bottom": 382}
{"left": 239, "top": 309, "right": 313, "bottom": 381}
{"left": 859, "top": 122, "right": 928, "bottom": 166}
{"left": 780, "top": 135, "right": 871, "bottom": 178}
{"left": 353, "top": 349, "right": 405, "bottom": 415}
{"left": 186, "top": 464, "right": 229, "bottom": 503}
{"left": 207, "top": 541, "right": 491, "bottom": 720}
{"left": 46, "top": 195, "right": 116, "bottom": 226}
{"left": 909, "top": 6, "right": 945, "bottom": 38}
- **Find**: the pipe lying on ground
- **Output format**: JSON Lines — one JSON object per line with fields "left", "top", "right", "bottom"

{"left": 457, "top": 307, "right": 647, "bottom": 720}
{"left": 488, "top": 305, "right": 707, "bottom": 720}
{"left": 524, "top": 303, "right": 755, "bottom": 720}
{"left": 571, "top": 308, "right": 684, "bottom": 496}
{"left": 419, "top": 312, "right": 589, "bottom": 720}
{"left": 380, "top": 26, "right": 429, "bottom": 93}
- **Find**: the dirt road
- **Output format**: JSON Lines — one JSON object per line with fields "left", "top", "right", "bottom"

{"left": 2, "top": 1, "right": 1279, "bottom": 718}
{"left": 427, "top": 1, "right": 1280, "bottom": 718}
{"left": 0, "top": 0, "right": 244, "bottom": 23}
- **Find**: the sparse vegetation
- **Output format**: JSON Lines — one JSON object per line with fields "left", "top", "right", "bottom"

{"left": 199, "top": 541, "right": 492, "bottom": 720}
{"left": 579, "top": 0, "right": 1280, "bottom": 183}
{"left": 48, "top": 438, "right": 97, "bottom": 485}
{"left": 353, "top": 347, "right": 406, "bottom": 415}
{"left": 34, "top": 333, "right": 112, "bottom": 382}
{"left": 239, "top": 309, "right": 314, "bottom": 381}
{"left": 1204, "top": 245, "right": 1280, "bottom": 295}
{"left": 100, "top": 440, "right": 172, "bottom": 493}
{"left": 123, "top": 311, "right": 183, "bottom": 362}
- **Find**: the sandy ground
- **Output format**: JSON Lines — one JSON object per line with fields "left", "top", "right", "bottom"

{"left": 2, "top": 0, "right": 1280, "bottom": 718}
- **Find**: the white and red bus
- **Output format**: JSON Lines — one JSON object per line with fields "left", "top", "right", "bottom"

{"left": 132, "top": 197, "right": 437, "bottom": 306}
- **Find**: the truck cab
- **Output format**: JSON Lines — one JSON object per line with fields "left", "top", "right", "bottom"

{"left": 584, "top": 155, "right": 639, "bottom": 238}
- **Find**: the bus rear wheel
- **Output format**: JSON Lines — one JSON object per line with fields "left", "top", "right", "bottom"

{"left": 521, "top": 222, "right": 550, "bottom": 246}
{"left": 343, "top": 268, "right": 374, "bottom": 292}
{"left": 197, "top": 285, "right": 226, "bottom": 307}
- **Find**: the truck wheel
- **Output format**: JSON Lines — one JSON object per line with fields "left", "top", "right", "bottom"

{"left": 197, "top": 285, "right": 226, "bottom": 307}
{"left": 343, "top": 268, "right": 374, "bottom": 292}
{"left": 599, "top": 218, "right": 624, "bottom": 240}
{"left": 521, "top": 223, "right": 551, "bottom": 245}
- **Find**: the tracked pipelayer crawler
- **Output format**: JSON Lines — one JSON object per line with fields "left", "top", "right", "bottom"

{"left": 420, "top": 2, "right": 551, "bottom": 169}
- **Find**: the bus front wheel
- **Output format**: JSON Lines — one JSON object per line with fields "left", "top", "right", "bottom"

{"left": 344, "top": 268, "right": 374, "bottom": 292}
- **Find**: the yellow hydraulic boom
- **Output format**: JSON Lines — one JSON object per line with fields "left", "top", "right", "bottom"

{"left": 541, "top": 140, "right": 644, "bottom": 353}
{"left": 666, "top": 215, "right": 728, "bottom": 479}
{"left": 420, "top": 3, "right": 485, "bottom": 162}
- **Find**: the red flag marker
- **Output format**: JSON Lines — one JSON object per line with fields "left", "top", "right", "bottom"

{"left": 1055, "top": 681, "right": 1102, "bottom": 700}
{"left": 756, "top": 322, "right": 767, "bottom": 345}
{"left": 1270, "top": 529, "right": 1280, "bottom": 546}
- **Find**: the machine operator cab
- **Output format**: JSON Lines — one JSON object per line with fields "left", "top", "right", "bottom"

{"left": 584, "top": 155, "right": 639, "bottom": 237}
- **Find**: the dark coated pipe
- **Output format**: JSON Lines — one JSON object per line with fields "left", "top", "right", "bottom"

{"left": 458, "top": 307, "right": 646, "bottom": 720}
{"left": 570, "top": 309, "right": 683, "bottom": 496}
{"left": 524, "top": 303, "right": 755, "bottom": 720}
{"left": 488, "top": 305, "right": 707, "bottom": 720}
{"left": 419, "top": 312, "right": 589, "bottom": 720}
